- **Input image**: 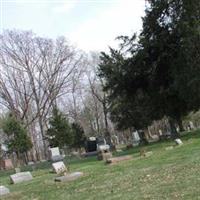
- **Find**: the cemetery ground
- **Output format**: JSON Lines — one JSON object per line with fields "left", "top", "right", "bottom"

{"left": 1, "top": 130, "right": 200, "bottom": 200}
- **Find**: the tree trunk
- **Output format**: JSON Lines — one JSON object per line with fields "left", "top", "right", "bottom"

{"left": 102, "top": 100, "right": 112, "bottom": 146}
{"left": 168, "top": 118, "right": 180, "bottom": 139}
{"left": 38, "top": 116, "right": 48, "bottom": 159}
{"left": 176, "top": 117, "right": 185, "bottom": 132}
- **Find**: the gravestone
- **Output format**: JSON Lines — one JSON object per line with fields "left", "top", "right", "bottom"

{"left": 10, "top": 172, "right": 33, "bottom": 184}
{"left": 55, "top": 172, "right": 83, "bottom": 182}
{"left": 15, "top": 167, "right": 21, "bottom": 173}
{"left": 106, "top": 155, "right": 132, "bottom": 164}
{"left": 50, "top": 147, "right": 63, "bottom": 162}
{"left": 132, "top": 131, "right": 140, "bottom": 146}
{"left": 175, "top": 138, "right": 183, "bottom": 145}
{"left": 0, "top": 159, "right": 14, "bottom": 170}
{"left": 52, "top": 161, "right": 67, "bottom": 174}
{"left": 0, "top": 186, "right": 10, "bottom": 196}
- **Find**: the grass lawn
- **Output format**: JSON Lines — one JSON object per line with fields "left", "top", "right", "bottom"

{"left": 1, "top": 130, "right": 200, "bottom": 200}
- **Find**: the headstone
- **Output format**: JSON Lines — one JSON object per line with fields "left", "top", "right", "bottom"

{"left": 50, "top": 147, "right": 63, "bottom": 162}
{"left": 132, "top": 131, "right": 140, "bottom": 146}
{"left": 106, "top": 155, "right": 132, "bottom": 164}
{"left": 189, "top": 121, "right": 195, "bottom": 129}
{"left": 151, "top": 135, "right": 159, "bottom": 141}
{"left": 0, "top": 186, "right": 10, "bottom": 196}
{"left": 112, "top": 135, "right": 119, "bottom": 145}
{"left": 0, "top": 159, "right": 14, "bottom": 170}
{"left": 175, "top": 138, "right": 183, "bottom": 145}
{"left": 15, "top": 167, "right": 21, "bottom": 173}
{"left": 10, "top": 172, "right": 33, "bottom": 184}
{"left": 52, "top": 161, "right": 67, "bottom": 174}
{"left": 85, "top": 137, "right": 97, "bottom": 153}
{"left": 55, "top": 172, "right": 83, "bottom": 182}
{"left": 158, "top": 129, "right": 163, "bottom": 136}
{"left": 97, "top": 152, "right": 112, "bottom": 161}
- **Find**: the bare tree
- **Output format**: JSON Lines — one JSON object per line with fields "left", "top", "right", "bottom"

{"left": 84, "top": 52, "right": 113, "bottom": 144}
{"left": 0, "top": 30, "right": 83, "bottom": 159}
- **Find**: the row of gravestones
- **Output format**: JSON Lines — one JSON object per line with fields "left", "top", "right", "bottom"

{"left": 0, "top": 139, "right": 184, "bottom": 197}
{"left": 0, "top": 147, "right": 83, "bottom": 197}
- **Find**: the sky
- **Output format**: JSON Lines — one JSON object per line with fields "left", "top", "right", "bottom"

{"left": 1, "top": 0, "right": 146, "bottom": 52}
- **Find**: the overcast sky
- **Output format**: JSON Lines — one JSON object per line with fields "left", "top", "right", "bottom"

{"left": 1, "top": 0, "right": 146, "bottom": 52}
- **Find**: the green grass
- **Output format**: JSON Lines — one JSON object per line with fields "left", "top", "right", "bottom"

{"left": 1, "top": 129, "right": 200, "bottom": 200}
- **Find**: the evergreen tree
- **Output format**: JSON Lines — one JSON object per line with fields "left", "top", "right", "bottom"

{"left": 71, "top": 123, "right": 85, "bottom": 149}
{"left": 99, "top": 0, "right": 200, "bottom": 138}
{"left": 46, "top": 107, "right": 73, "bottom": 148}
{"left": 2, "top": 114, "right": 32, "bottom": 157}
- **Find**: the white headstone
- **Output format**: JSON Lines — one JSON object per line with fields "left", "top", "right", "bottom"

{"left": 133, "top": 131, "right": 140, "bottom": 142}
{"left": 158, "top": 129, "right": 163, "bottom": 136}
{"left": 52, "top": 161, "right": 67, "bottom": 174}
{"left": 175, "top": 138, "right": 183, "bottom": 145}
{"left": 10, "top": 172, "right": 33, "bottom": 184}
{"left": 132, "top": 131, "right": 140, "bottom": 146}
{"left": 50, "top": 147, "right": 63, "bottom": 162}
{"left": 0, "top": 186, "right": 10, "bottom": 196}
{"left": 189, "top": 121, "right": 195, "bottom": 129}
{"left": 50, "top": 147, "right": 60, "bottom": 157}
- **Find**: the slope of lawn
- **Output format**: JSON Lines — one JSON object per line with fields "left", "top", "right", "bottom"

{"left": 1, "top": 129, "right": 200, "bottom": 200}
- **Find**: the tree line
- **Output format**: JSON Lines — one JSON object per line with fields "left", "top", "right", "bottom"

{"left": 99, "top": 0, "right": 200, "bottom": 137}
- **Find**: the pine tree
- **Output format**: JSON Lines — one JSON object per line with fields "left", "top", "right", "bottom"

{"left": 46, "top": 107, "right": 73, "bottom": 148}
{"left": 2, "top": 114, "right": 32, "bottom": 157}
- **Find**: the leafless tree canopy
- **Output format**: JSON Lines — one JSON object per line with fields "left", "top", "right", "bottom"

{"left": 0, "top": 30, "right": 85, "bottom": 158}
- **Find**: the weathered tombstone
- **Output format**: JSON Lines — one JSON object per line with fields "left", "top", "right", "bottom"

{"left": 102, "top": 152, "right": 112, "bottom": 161}
{"left": 50, "top": 147, "right": 63, "bottom": 162}
{"left": 0, "top": 186, "right": 10, "bottom": 196}
{"left": 189, "top": 121, "right": 195, "bottom": 130}
{"left": 10, "top": 172, "right": 33, "bottom": 184}
{"left": 175, "top": 138, "right": 183, "bottom": 145}
{"left": 132, "top": 131, "right": 140, "bottom": 146}
{"left": 0, "top": 159, "right": 14, "bottom": 170}
{"left": 106, "top": 155, "right": 132, "bottom": 164}
{"left": 85, "top": 137, "right": 97, "bottom": 153}
{"left": 15, "top": 167, "right": 21, "bottom": 173}
{"left": 158, "top": 129, "right": 163, "bottom": 136}
{"left": 52, "top": 161, "right": 67, "bottom": 175}
{"left": 112, "top": 135, "right": 119, "bottom": 146}
{"left": 55, "top": 172, "right": 83, "bottom": 182}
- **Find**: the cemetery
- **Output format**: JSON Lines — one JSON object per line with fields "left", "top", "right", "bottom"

{"left": 0, "top": 0, "right": 200, "bottom": 199}
{"left": 0, "top": 129, "right": 200, "bottom": 199}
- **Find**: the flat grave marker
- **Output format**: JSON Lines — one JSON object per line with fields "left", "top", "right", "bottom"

{"left": 55, "top": 172, "right": 83, "bottom": 182}
{"left": 106, "top": 155, "right": 132, "bottom": 164}
{"left": 0, "top": 186, "right": 10, "bottom": 196}
{"left": 10, "top": 172, "right": 33, "bottom": 184}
